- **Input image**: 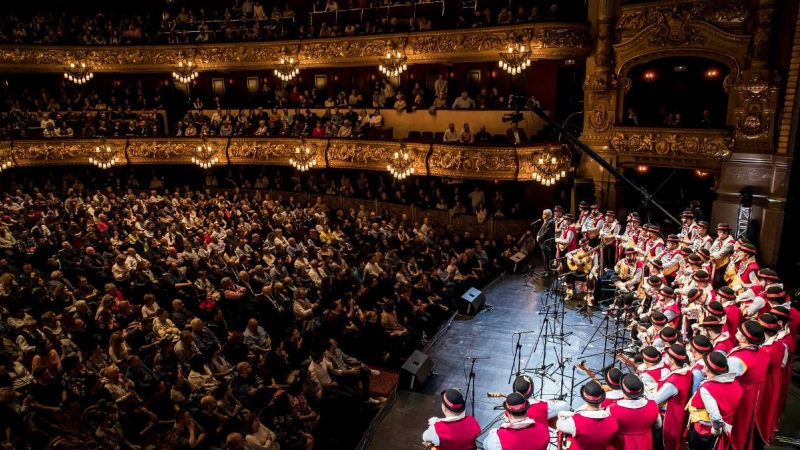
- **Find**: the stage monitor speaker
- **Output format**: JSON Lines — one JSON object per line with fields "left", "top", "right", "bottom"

{"left": 459, "top": 287, "right": 486, "bottom": 315}
{"left": 399, "top": 350, "right": 434, "bottom": 391}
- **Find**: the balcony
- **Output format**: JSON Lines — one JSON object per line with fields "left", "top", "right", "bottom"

{"left": 1, "top": 136, "right": 565, "bottom": 181}
{"left": 0, "top": 22, "right": 591, "bottom": 73}
{"left": 608, "top": 125, "right": 734, "bottom": 170}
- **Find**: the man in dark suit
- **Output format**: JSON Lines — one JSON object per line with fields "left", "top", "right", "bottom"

{"left": 536, "top": 209, "right": 556, "bottom": 276}
{"left": 505, "top": 122, "right": 528, "bottom": 144}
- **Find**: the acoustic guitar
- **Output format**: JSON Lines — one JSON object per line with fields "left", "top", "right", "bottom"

{"left": 616, "top": 352, "right": 638, "bottom": 371}
{"left": 566, "top": 243, "right": 604, "bottom": 273}
{"left": 713, "top": 255, "right": 730, "bottom": 270}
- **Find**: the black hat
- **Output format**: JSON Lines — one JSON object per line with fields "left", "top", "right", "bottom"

{"left": 625, "top": 247, "right": 637, "bottom": 255}
{"left": 604, "top": 367, "right": 623, "bottom": 388}
{"left": 563, "top": 213, "right": 575, "bottom": 221}
{"left": 503, "top": 392, "right": 530, "bottom": 416}
{"left": 554, "top": 206, "right": 564, "bottom": 212}
{"left": 697, "top": 221, "right": 709, "bottom": 229}
{"left": 621, "top": 374, "right": 645, "bottom": 399}
{"left": 660, "top": 286, "right": 675, "bottom": 298}
{"left": 579, "top": 237, "right": 590, "bottom": 245}
{"left": 686, "top": 288, "right": 702, "bottom": 302}
{"left": 740, "top": 244, "right": 757, "bottom": 255}
{"left": 441, "top": 389, "right": 467, "bottom": 413}
{"left": 690, "top": 335, "right": 713, "bottom": 354}
{"left": 579, "top": 201, "right": 588, "bottom": 208}
{"left": 717, "top": 223, "right": 731, "bottom": 232}
{"left": 697, "top": 316, "right": 722, "bottom": 329}
{"left": 648, "top": 275, "right": 663, "bottom": 286}
{"left": 757, "top": 268, "right": 780, "bottom": 281}
{"left": 650, "top": 260, "right": 664, "bottom": 270}
{"left": 665, "top": 344, "right": 689, "bottom": 364}
{"left": 717, "top": 286, "right": 736, "bottom": 300}
{"left": 765, "top": 285, "right": 787, "bottom": 301}
{"left": 704, "top": 352, "right": 729, "bottom": 375}
{"left": 513, "top": 375, "right": 534, "bottom": 399}
{"left": 738, "top": 320, "right": 765, "bottom": 345}
{"left": 682, "top": 211, "right": 694, "bottom": 218}
{"left": 705, "top": 301, "right": 725, "bottom": 318}
{"left": 759, "top": 314, "right": 780, "bottom": 333}
{"left": 660, "top": 327, "right": 679, "bottom": 344}
{"left": 651, "top": 311, "right": 668, "bottom": 326}
{"left": 769, "top": 306, "right": 791, "bottom": 323}
{"left": 688, "top": 254, "right": 703, "bottom": 266}
{"left": 697, "top": 248, "right": 712, "bottom": 260}
{"left": 667, "top": 234, "right": 681, "bottom": 243}
{"left": 680, "top": 246, "right": 694, "bottom": 256}
{"left": 693, "top": 270, "right": 710, "bottom": 282}
{"left": 642, "top": 345, "right": 662, "bottom": 364}
{"left": 581, "top": 381, "right": 606, "bottom": 405}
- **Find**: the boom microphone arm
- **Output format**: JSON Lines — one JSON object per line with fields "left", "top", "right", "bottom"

{"left": 530, "top": 106, "right": 681, "bottom": 226}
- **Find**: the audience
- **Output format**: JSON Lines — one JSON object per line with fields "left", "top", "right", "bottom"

{"left": 0, "top": 165, "right": 516, "bottom": 449}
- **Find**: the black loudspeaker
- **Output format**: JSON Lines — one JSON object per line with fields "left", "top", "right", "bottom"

{"left": 399, "top": 350, "right": 434, "bottom": 391}
{"left": 459, "top": 287, "right": 486, "bottom": 315}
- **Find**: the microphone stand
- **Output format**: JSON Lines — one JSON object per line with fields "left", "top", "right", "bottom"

{"left": 509, "top": 330, "right": 538, "bottom": 383}
{"left": 465, "top": 356, "right": 490, "bottom": 417}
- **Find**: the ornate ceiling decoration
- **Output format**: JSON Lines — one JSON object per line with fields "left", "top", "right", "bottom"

{"left": 617, "top": 0, "right": 751, "bottom": 39}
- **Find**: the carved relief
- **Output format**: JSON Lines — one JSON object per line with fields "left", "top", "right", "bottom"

{"left": 648, "top": 13, "right": 705, "bottom": 47}
{"left": 12, "top": 139, "right": 125, "bottom": 164}
{"left": 594, "top": 20, "right": 615, "bottom": 70}
{"left": 750, "top": 6, "right": 774, "bottom": 66}
{"left": 409, "top": 36, "right": 458, "bottom": 54}
{"left": 428, "top": 146, "right": 517, "bottom": 179}
{"left": 609, "top": 132, "right": 734, "bottom": 157}
{"left": 732, "top": 74, "right": 778, "bottom": 143}
{"left": 587, "top": 100, "right": 613, "bottom": 133}
{"left": 533, "top": 29, "right": 590, "bottom": 49}
{"left": 617, "top": 1, "right": 750, "bottom": 34}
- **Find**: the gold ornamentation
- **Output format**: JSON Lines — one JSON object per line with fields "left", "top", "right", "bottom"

{"left": 12, "top": 140, "right": 105, "bottom": 162}
{"left": 617, "top": 1, "right": 750, "bottom": 34}
{"left": 533, "top": 29, "right": 590, "bottom": 49}
{"left": 409, "top": 36, "right": 457, "bottom": 54}
{"left": 609, "top": 132, "right": 734, "bottom": 157}
{"left": 588, "top": 101, "right": 613, "bottom": 133}
{"left": 428, "top": 146, "right": 517, "bottom": 179}
{"left": 648, "top": 13, "right": 705, "bottom": 47}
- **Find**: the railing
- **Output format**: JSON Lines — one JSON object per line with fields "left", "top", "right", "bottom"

{"left": 0, "top": 22, "right": 591, "bottom": 72}
{"left": 609, "top": 126, "right": 735, "bottom": 158}
{"left": 0, "top": 136, "right": 561, "bottom": 181}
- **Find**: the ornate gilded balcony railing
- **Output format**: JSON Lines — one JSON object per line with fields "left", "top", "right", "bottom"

{"left": 1, "top": 136, "right": 579, "bottom": 181}
{"left": 0, "top": 22, "right": 590, "bottom": 73}
{"left": 607, "top": 126, "right": 734, "bottom": 172}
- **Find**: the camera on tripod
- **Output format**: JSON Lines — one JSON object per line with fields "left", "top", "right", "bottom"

{"left": 502, "top": 111, "right": 524, "bottom": 123}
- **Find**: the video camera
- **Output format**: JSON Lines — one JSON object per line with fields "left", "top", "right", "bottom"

{"left": 502, "top": 111, "right": 524, "bottom": 123}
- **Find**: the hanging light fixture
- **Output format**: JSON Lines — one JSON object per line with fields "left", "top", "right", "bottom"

{"left": 387, "top": 148, "right": 415, "bottom": 179}
{"left": 289, "top": 138, "right": 317, "bottom": 171}
{"left": 531, "top": 145, "right": 568, "bottom": 186}
{"left": 173, "top": 60, "right": 199, "bottom": 83}
{"left": 498, "top": 36, "right": 532, "bottom": 75}
{"left": 0, "top": 150, "right": 14, "bottom": 172}
{"left": 63, "top": 61, "right": 94, "bottom": 84}
{"left": 192, "top": 138, "right": 219, "bottom": 169}
{"left": 274, "top": 53, "right": 300, "bottom": 82}
{"left": 89, "top": 139, "right": 120, "bottom": 169}
{"left": 378, "top": 49, "right": 408, "bottom": 77}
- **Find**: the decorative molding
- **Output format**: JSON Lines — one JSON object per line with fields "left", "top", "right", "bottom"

{"left": 776, "top": 5, "right": 800, "bottom": 154}
{"left": 609, "top": 127, "right": 734, "bottom": 157}
{"left": 126, "top": 138, "right": 228, "bottom": 164}
{"left": 11, "top": 138, "right": 127, "bottom": 165}
{"left": 732, "top": 73, "right": 780, "bottom": 148}
{"left": 427, "top": 144, "right": 518, "bottom": 180}
{"left": 0, "top": 23, "right": 590, "bottom": 72}
{"left": 617, "top": 0, "right": 751, "bottom": 39}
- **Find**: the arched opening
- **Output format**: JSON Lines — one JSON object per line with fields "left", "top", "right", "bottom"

{"left": 621, "top": 56, "right": 731, "bottom": 127}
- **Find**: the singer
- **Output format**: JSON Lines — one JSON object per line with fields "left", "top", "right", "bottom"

{"left": 536, "top": 209, "right": 556, "bottom": 277}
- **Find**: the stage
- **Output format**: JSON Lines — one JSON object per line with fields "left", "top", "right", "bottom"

{"left": 362, "top": 274, "right": 625, "bottom": 450}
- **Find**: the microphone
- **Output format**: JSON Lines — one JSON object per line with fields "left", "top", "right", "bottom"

{"left": 466, "top": 356, "right": 492, "bottom": 360}
{"left": 530, "top": 219, "right": 543, "bottom": 226}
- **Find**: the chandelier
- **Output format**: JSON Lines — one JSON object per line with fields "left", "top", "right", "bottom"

{"left": 192, "top": 139, "right": 219, "bottom": 169}
{"left": 498, "top": 40, "right": 532, "bottom": 75}
{"left": 173, "top": 60, "right": 199, "bottom": 83}
{"left": 378, "top": 50, "right": 408, "bottom": 77}
{"left": 63, "top": 62, "right": 94, "bottom": 84}
{"left": 274, "top": 55, "right": 300, "bottom": 82}
{"left": 89, "top": 140, "right": 120, "bottom": 169}
{"left": 531, "top": 145, "right": 568, "bottom": 186}
{"left": 290, "top": 139, "right": 317, "bottom": 171}
{"left": 387, "top": 149, "right": 414, "bottom": 179}
{"left": 0, "top": 150, "right": 14, "bottom": 172}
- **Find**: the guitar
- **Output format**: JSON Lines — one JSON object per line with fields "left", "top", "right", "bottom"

{"left": 712, "top": 255, "right": 730, "bottom": 270}
{"left": 566, "top": 243, "right": 605, "bottom": 273}
{"left": 575, "top": 360, "right": 612, "bottom": 392}
{"left": 616, "top": 352, "right": 638, "bottom": 371}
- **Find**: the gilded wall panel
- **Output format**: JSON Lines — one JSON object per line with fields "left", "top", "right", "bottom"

{"left": 428, "top": 145, "right": 518, "bottom": 180}
{"left": 12, "top": 139, "right": 127, "bottom": 166}
{"left": 126, "top": 138, "right": 228, "bottom": 164}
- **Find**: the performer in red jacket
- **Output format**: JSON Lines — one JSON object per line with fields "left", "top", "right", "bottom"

{"left": 511, "top": 375, "right": 567, "bottom": 426}
{"left": 654, "top": 344, "right": 693, "bottom": 450}
{"left": 483, "top": 392, "right": 550, "bottom": 450}
{"left": 727, "top": 320, "right": 769, "bottom": 450}
{"left": 687, "top": 352, "right": 743, "bottom": 450}
{"left": 755, "top": 314, "right": 788, "bottom": 445}
{"left": 608, "top": 374, "right": 661, "bottom": 450}
{"left": 422, "top": 388, "right": 481, "bottom": 450}
{"left": 556, "top": 381, "right": 620, "bottom": 450}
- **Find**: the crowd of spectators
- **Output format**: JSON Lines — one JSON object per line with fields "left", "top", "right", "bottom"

{"left": 0, "top": 1, "right": 585, "bottom": 45}
{"left": 0, "top": 166, "right": 510, "bottom": 450}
